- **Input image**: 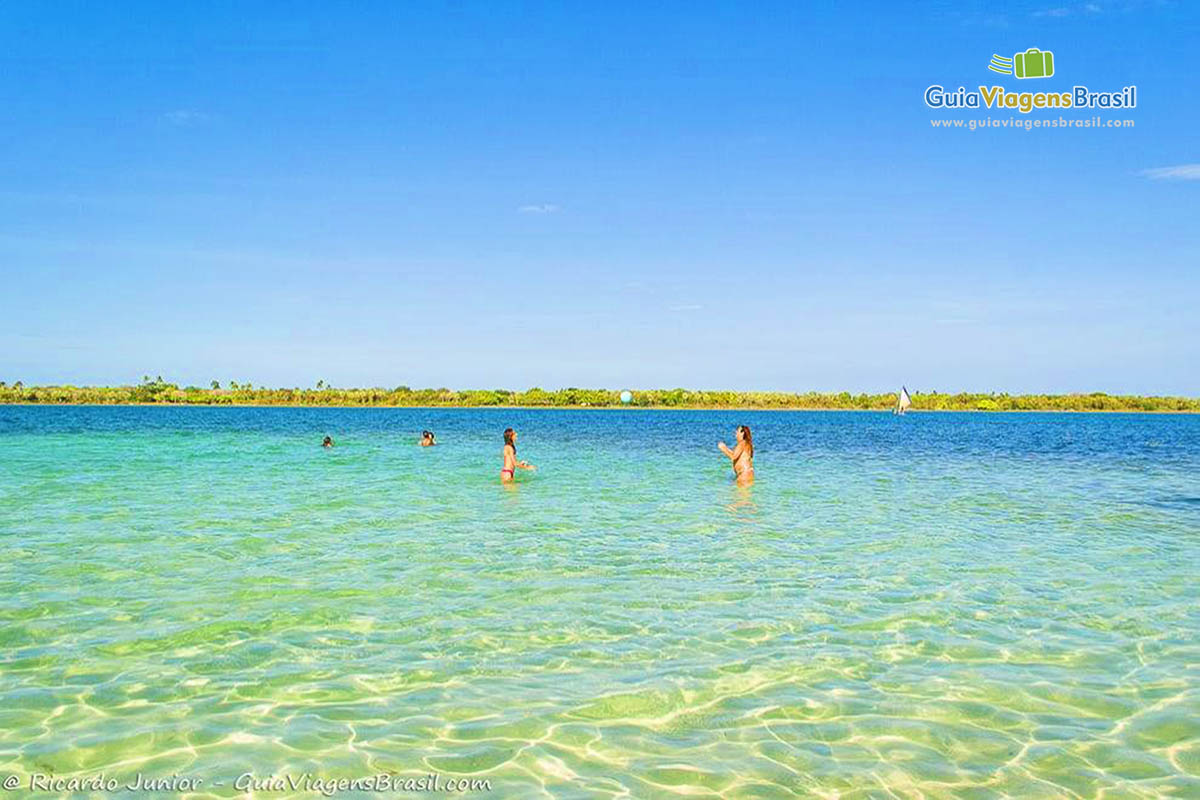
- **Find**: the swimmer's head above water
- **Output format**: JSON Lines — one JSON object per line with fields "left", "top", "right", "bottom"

{"left": 322, "top": 436, "right": 334, "bottom": 448}
{"left": 420, "top": 430, "right": 436, "bottom": 446}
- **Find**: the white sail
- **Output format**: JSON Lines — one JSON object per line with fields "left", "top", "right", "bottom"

{"left": 895, "top": 386, "right": 912, "bottom": 415}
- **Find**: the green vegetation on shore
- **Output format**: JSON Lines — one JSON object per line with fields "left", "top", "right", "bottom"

{"left": 0, "top": 377, "right": 1196, "bottom": 411}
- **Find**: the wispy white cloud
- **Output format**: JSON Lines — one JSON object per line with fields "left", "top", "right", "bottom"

{"left": 945, "top": 10, "right": 1010, "bottom": 27}
{"left": 1033, "top": 2, "right": 1108, "bottom": 16}
{"left": 517, "top": 204, "right": 559, "bottom": 214}
{"left": 1140, "top": 164, "right": 1200, "bottom": 181}
{"left": 161, "top": 109, "right": 213, "bottom": 127}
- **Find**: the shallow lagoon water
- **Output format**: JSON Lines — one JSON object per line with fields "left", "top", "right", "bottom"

{"left": 1, "top": 407, "right": 1198, "bottom": 798}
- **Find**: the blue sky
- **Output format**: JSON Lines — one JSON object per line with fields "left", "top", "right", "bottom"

{"left": 1, "top": 1, "right": 1196, "bottom": 393}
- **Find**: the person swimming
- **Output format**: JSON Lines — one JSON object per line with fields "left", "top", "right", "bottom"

{"left": 718, "top": 425, "right": 754, "bottom": 485}
{"left": 420, "top": 430, "right": 436, "bottom": 447}
{"left": 501, "top": 427, "right": 535, "bottom": 482}
{"left": 322, "top": 436, "right": 334, "bottom": 448}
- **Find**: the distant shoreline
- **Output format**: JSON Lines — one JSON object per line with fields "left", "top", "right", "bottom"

{"left": 1, "top": 383, "right": 1197, "bottom": 413}
{"left": 1, "top": 402, "right": 1198, "bottom": 414}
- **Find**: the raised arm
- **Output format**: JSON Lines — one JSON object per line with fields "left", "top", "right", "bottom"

{"left": 507, "top": 444, "right": 535, "bottom": 470}
{"left": 718, "top": 441, "right": 744, "bottom": 462}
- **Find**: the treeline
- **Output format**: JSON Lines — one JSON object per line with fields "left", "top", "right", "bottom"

{"left": 0, "top": 378, "right": 1197, "bottom": 411}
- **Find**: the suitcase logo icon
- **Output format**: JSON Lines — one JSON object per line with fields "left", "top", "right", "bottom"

{"left": 988, "top": 48, "right": 1055, "bottom": 79}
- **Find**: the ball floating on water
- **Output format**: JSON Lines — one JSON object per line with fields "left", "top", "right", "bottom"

{"left": 620, "top": 391, "right": 633, "bottom": 404}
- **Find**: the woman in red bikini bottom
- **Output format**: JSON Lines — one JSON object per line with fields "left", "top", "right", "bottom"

{"left": 501, "top": 427, "right": 535, "bottom": 483}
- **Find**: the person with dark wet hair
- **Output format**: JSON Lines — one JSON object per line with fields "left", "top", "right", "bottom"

{"left": 501, "top": 427, "right": 534, "bottom": 483}
{"left": 718, "top": 425, "right": 754, "bottom": 485}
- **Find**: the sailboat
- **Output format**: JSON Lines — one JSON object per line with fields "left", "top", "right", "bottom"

{"left": 894, "top": 386, "right": 912, "bottom": 416}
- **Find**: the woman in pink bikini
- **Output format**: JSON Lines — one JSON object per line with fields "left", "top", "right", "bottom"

{"left": 718, "top": 425, "right": 755, "bottom": 485}
{"left": 501, "top": 427, "right": 535, "bottom": 483}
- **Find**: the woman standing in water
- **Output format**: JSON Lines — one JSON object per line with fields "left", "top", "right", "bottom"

{"left": 718, "top": 425, "right": 755, "bottom": 485}
{"left": 501, "top": 427, "right": 535, "bottom": 483}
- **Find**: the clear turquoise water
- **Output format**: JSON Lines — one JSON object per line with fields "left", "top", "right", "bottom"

{"left": 1, "top": 407, "right": 1198, "bottom": 798}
